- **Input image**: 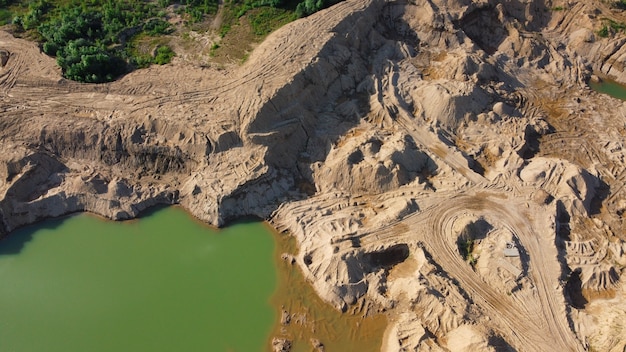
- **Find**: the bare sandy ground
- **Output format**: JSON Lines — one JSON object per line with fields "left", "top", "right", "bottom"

{"left": 1, "top": 0, "right": 626, "bottom": 350}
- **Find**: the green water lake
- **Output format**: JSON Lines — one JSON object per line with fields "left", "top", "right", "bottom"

{"left": 0, "top": 207, "right": 277, "bottom": 352}
{"left": 0, "top": 206, "right": 387, "bottom": 351}
{"left": 589, "top": 77, "right": 626, "bottom": 101}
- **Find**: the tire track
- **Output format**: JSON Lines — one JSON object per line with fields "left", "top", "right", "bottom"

{"left": 127, "top": 0, "right": 372, "bottom": 114}
{"left": 0, "top": 51, "right": 23, "bottom": 97}
{"left": 355, "top": 194, "right": 584, "bottom": 351}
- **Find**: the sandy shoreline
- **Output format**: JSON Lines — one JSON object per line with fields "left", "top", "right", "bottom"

{"left": 1, "top": 0, "right": 626, "bottom": 350}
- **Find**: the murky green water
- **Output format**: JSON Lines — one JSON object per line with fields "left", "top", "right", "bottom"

{"left": 0, "top": 207, "right": 277, "bottom": 352}
{"left": 0, "top": 206, "right": 387, "bottom": 351}
{"left": 590, "top": 77, "right": 626, "bottom": 101}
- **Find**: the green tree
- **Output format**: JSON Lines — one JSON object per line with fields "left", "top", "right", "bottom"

{"left": 56, "top": 39, "right": 125, "bottom": 83}
{"left": 295, "top": 0, "right": 339, "bottom": 17}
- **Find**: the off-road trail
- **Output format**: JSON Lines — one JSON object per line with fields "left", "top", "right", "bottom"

{"left": 1, "top": 0, "right": 626, "bottom": 350}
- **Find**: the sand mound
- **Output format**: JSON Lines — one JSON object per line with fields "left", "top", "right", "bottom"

{"left": 2, "top": 0, "right": 626, "bottom": 350}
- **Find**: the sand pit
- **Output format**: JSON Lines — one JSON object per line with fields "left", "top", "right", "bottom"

{"left": 1, "top": 0, "right": 626, "bottom": 350}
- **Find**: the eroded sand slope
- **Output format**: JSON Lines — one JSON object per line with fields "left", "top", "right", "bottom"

{"left": 1, "top": 0, "right": 626, "bottom": 350}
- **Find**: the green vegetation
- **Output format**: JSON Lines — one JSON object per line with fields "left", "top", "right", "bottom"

{"left": 154, "top": 45, "right": 175, "bottom": 64}
{"left": 217, "top": 0, "right": 292, "bottom": 39}
{"left": 248, "top": 6, "right": 295, "bottom": 36}
{"left": 209, "top": 42, "right": 219, "bottom": 56}
{"left": 0, "top": 0, "right": 344, "bottom": 82}
{"left": 8, "top": 0, "right": 180, "bottom": 82}
{"left": 127, "top": 34, "right": 175, "bottom": 67}
{"left": 609, "top": 19, "right": 626, "bottom": 31}
{"left": 217, "top": 0, "right": 340, "bottom": 39}
{"left": 551, "top": 6, "right": 564, "bottom": 11}
{"left": 598, "top": 25, "right": 609, "bottom": 37}
{"left": 458, "top": 238, "right": 477, "bottom": 266}
{"left": 144, "top": 18, "right": 174, "bottom": 36}
{"left": 0, "top": 7, "right": 12, "bottom": 24}
{"left": 294, "top": 0, "right": 341, "bottom": 17}
{"left": 39, "top": 2, "right": 164, "bottom": 82}
{"left": 4, "top": 0, "right": 217, "bottom": 82}
{"left": 176, "top": 0, "right": 219, "bottom": 23}
{"left": 597, "top": 19, "right": 626, "bottom": 37}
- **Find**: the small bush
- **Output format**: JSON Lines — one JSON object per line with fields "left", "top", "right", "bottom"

{"left": 131, "top": 54, "right": 153, "bottom": 68}
{"left": 609, "top": 19, "right": 626, "bottom": 31}
{"left": 209, "top": 42, "right": 219, "bottom": 56}
{"left": 597, "top": 19, "right": 626, "bottom": 38}
{"left": 144, "top": 19, "right": 173, "bottom": 36}
{"left": 154, "top": 45, "right": 175, "bottom": 64}
{"left": 56, "top": 39, "right": 126, "bottom": 83}
{"left": 295, "top": 0, "right": 341, "bottom": 17}
{"left": 219, "top": 24, "right": 230, "bottom": 38}
{"left": 458, "top": 238, "right": 475, "bottom": 261}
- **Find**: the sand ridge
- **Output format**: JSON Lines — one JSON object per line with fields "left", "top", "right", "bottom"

{"left": 0, "top": 0, "right": 626, "bottom": 350}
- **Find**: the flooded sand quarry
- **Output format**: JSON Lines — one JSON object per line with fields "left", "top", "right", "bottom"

{"left": 590, "top": 77, "right": 626, "bottom": 101}
{"left": 3, "top": 0, "right": 626, "bottom": 349}
{"left": 0, "top": 207, "right": 276, "bottom": 352}
{"left": 0, "top": 207, "right": 384, "bottom": 351}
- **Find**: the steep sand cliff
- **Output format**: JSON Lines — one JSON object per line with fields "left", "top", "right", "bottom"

{"left": 1, "top": 0, "right": 626, "bottom": 350}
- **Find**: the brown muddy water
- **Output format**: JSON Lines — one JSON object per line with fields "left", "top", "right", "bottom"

{"left": 270, "top": 232, "right": 387, "bottom": 351}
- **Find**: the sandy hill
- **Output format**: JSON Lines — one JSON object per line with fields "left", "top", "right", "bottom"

{"left": 1, "top": 0, "right": 626, "bottom": 350}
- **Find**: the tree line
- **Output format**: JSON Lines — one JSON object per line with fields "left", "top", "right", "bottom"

{"left": 5, "top": 0, "right": 343, "bottom": 83}
{"left": 11, "top": 0, "right": 200, "bottom": 83}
